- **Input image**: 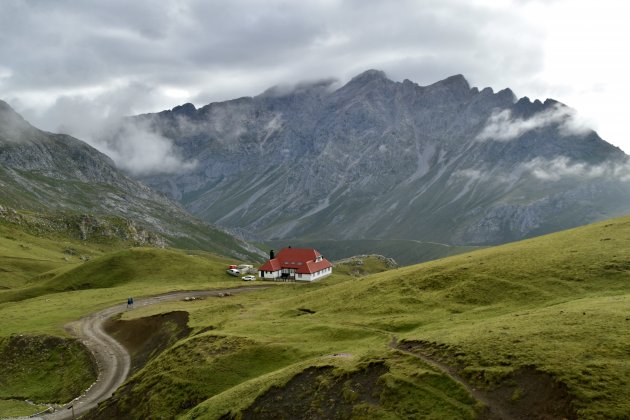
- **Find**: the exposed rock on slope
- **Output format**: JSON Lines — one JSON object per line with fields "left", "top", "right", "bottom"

{"left": 115, "top": 72, "right": 630, "bottom": 244}
{"left": 0, "top": 205, "right": 165, "bottom": 247}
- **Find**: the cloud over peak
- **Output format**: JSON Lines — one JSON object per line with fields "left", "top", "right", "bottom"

{"left": 476, "top": 103, "right": 591, "bottom": 142}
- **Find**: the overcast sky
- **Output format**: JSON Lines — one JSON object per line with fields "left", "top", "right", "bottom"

{"left": 1, "top": 0, "right": 629, "bottom": 156}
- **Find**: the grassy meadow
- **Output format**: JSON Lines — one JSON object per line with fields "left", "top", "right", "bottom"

{"left": 0, "top": 220, "right": 260, "bottom": 417}
{"left": 2, "top": 216, "right": 630, "bottom": 418}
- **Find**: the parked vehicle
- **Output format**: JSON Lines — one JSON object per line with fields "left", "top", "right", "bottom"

{"left": 238, "top": 264, "right": 254, "bottom": 274}
{"left": 241, "top": 275, "right": 256, "bottom": 281}
{"left": 227, "top": 268, "right": 240, "bottom": 276}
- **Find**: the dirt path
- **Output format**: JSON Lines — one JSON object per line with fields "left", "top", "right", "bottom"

{"left": 390, "top": 337, "right": 513, "bottom": 420}
{"left": 31, "top": 286, "right": 269, "bottom": 420}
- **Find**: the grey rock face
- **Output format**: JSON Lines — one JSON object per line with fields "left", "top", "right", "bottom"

{"left": 117, "top": 71, "right": 630, "bottom": 245}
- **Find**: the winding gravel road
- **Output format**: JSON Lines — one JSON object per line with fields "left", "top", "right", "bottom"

{"left": 32, "top": 286, "right": 269, "bottom": 420}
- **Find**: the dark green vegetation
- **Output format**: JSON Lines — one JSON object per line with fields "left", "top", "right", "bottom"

{"left": 265, "top": 239, "right": 479, "bottom": 266}
{"left": 3, "top": 216, "right": 630, "bottom": 418}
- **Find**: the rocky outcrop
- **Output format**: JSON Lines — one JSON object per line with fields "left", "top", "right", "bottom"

{"left": 0, "top": 205, "right": 166, "bottom": 247}
{"left": 335, "top": 254, "right": 399, "bottom": 270}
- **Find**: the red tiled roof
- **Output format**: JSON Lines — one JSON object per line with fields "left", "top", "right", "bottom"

{"left": 259, "top": 247, "right": 332, "bottom": 274}
{"left": 259, "top": 258, "right": 281, "bottom": 272}
{"left": 299, "top": 258, "right": 332, "bottom": 274}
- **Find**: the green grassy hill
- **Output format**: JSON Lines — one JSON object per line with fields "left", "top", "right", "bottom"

{"left": 3, "top": 216, "right": 630, "bottom": 418}
{"left": 91, "top": 216, "right": 630, "bottom": 419}
{"left": 0, "top": 218, "right": 258, "bottom": 417}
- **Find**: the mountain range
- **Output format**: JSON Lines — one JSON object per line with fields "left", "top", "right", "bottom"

{"left": 127, "top": 70, "right": 630, "bottom": 246}
{"left": 0, "top": 100, "right": 259, "bottom": 260}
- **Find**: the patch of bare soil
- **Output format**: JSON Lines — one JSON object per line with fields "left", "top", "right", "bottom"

{"left": 398, "top": 340, "right": 577, "bottom": 420}
{"left": 234, "top": 363, "right": 388, "bottom": 420}
{"left": 103, "top": 310, "right": 191, "bottom": 372}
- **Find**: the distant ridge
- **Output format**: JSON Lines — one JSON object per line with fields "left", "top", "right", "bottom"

{"left": 112, "top": 71, "right": 630, "bottom": 246}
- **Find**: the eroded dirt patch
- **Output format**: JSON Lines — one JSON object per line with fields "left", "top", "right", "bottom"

{"left": 236, "top": 363, "right": 388, "bottom": 420}
{"left": 103, "top": 310, "right": 191, "bottom": 372}
{"left": 399, "top": 340, "right": 577, "bottom": 420}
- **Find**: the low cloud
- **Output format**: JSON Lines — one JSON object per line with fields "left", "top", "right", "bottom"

{"left": 19, "top": 82, "right": 197, "bottom": 176}
{"left": 521, "top": 156, "right": 630, "bottom": 182}
{"left": 101, "top": 120, "right": 198, "bottom": 176}
{"left": 452, "top": 156, "right": 630, "bottom": 186}
{"left": 476, "top": 104, "right": 590, "bottom": 141}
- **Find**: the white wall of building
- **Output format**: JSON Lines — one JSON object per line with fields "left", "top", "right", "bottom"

{"left": 259, "top": 270, "right": 280, "bottom": 279}
{"left": 295, "top": 266, "right": 333, "bottom": 282}
{"left": 260, "top": 266, "right": 333, "bottom": 281}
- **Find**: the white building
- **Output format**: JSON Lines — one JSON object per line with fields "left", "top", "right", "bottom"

{"left": 259, "top": 247, "right": 333, "bottom": 282}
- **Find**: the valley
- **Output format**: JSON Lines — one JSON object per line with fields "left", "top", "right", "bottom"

{"left": 3, "top": 0, "right": 630, "bottom": 417}
{"left": 2, "top": 215, "right": 630, "bottom": 418}
{"left": 2, "top": 2, "right": 630, "bottom": 418}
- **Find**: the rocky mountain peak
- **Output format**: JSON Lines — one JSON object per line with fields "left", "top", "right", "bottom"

{"left": 0, "top": 99, "right": 13, "bottom": 113}
{"left": 429, "top": 74, "right": 470, "bottom": 91}
{"left": 0, "top": 100, "right": 27, "bottom": 122}
{"left": 171, "top": 103, "right": 196, "bottom": 116}
{"left": 496, "top": 87, "right": 516, "bottom": 103}
{"left": 123, "top": 70, "right": 629, "bottom": 249}
{"left": 347, "top": 69, "right": 389, "bottom": 86}
{"left": 260, "top": 78, "right": 337, "bottom": 99}
{"left": 0, "top": 99, "right": 34, "bottom": 142}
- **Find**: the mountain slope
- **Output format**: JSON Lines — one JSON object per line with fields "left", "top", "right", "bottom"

{"left": 131, "top": 70, "right": 630, "bottom": 245}
{"left": 0, "top": 100, "right": 260, "bottom": 260}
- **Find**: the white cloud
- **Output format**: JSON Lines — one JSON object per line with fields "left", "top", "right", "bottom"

{"left": 0, "top": 0, "right": 544, "bottom": 121}
{"left": 476, "top": 104, "right": 590, "bottom": 142}
{"left": 522, "top": 156, "right": 630, "bottom": 182}
{"left": 102, "top": 121, "right": 198, "bottom": 176}
{"left": 1, "top": 0, "right": 629, "bottom": 157}
{"left": 17, "top": 81, "right": 197, "bottom": 176}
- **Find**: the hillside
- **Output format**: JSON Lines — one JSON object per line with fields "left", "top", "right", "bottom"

{"left": 0, "top": 218, "right": 263, "bottom": 417}
{"left": 3, "top": 216, "right": 630, "bottom": 418}
{"left": 86, "top": 216, "right": 630, "bottom": 418}
{"left": 0, "top": 100, "right": 260, "bottom": 261}
{"left": 128, "top": 71, "right": 630, "bottom": 253}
